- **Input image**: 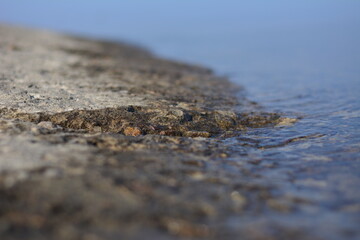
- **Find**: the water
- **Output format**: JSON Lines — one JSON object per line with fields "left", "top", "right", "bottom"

{"left": 1, "top": 0, "right": 360, "bottom": 238}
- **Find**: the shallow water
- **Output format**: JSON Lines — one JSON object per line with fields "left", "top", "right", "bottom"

{"left": 1, "top": 0, "right": 360, "bottom": 238}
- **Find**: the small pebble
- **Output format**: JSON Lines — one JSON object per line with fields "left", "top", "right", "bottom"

{"left": 124, "top": 127, "right": 142, "bottom": 136}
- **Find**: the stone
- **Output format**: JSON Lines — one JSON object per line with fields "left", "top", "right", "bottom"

{"left": 123, "top": 126, "right": 142, "bottom": 136}
{"left": 0, "top": 24, "right": 345, "bottom": 240}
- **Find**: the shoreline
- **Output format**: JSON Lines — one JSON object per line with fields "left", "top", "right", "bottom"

{"left": 0, "top": 25, "right": 305, "bottom": 240}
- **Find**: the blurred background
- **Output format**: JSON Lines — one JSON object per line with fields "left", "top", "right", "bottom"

{"left": 1, "top": 0, "right": 359, "bottom": 85}
{"left": 1, "top": 0, "right": 359, "bottom": 124}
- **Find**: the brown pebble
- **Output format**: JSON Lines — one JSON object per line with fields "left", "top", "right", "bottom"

{"left": 184, "top": 131, "right": 211, "bottom": 138}
{"left": 124, "top": 127, "right": 142, "bottom": 136}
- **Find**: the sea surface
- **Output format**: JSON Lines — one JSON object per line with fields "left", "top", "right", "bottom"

{"left": 1, "top": 0, "right": 360, "bottom": 238}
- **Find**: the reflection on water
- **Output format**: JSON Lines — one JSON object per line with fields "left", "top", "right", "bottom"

{"left": 1, "top": 0, "right": 359, "bottom": 238}
{"left": 223, "top": 65, "right": 360, "bottom": 238}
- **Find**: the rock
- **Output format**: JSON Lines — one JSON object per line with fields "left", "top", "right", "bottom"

{"left": 37, "top": 121, "right": 58, "bottom": 129}
{"left": 214, "top": 110, "right": 237, "bottom": 129}
{"left": 123, "top": 126, "right": 142, "bottom": 136}
{"left": 230, "top": 191, "right": 247, "bottom": 211}
{"left": 183, "top": 130, "right": 211, "bottom": 138}
{"left": 0, "top": 24, "right": 334, "bottom": 240}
